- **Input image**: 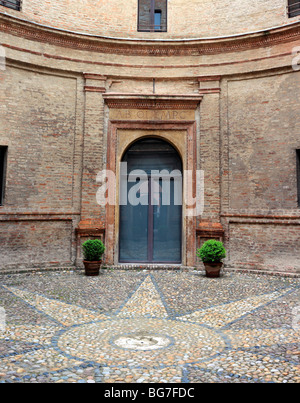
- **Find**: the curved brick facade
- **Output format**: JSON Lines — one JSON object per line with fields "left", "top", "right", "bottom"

{"left": 1, "top": 0, "right": 300, "bottom": 39}
{"left": 0, "top": 2, "right": 300, "bottom": 275}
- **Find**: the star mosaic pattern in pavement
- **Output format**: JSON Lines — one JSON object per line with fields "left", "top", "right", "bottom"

{"left": 0, "top": 270, "right": 299, "bottom": 383}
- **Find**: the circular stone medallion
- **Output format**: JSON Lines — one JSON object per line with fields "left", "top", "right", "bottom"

{"left": 112, "top": 333, "right": 172, "bottom": 351}
{"left": 57, "top": 318, "right": 227, "bottom": 367}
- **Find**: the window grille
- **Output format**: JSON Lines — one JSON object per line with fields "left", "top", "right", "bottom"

{"left": 138, "top": 0, "right": 167, "bottom": 32}
{"left": 0, "top": 0, "right": 21, "bottom": 11}
{"left": 288, "top": 0, "right": 300, "bottom": 17}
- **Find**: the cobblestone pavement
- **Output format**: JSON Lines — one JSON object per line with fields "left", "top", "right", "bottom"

{"left": 0, "top": 269, "right": 299, "bottom": 383}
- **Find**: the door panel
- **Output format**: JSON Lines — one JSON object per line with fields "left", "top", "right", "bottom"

{"left": 153, "top": 178, "right": 182, "bottom": 262}
{"left": 119, "top": 138, "right": 182, "bottom": 263}
{"left": 119, "top": 180, "right": 149, "bottom": 262}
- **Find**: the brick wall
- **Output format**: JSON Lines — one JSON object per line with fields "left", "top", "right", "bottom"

{"left": 0, "top": 66, "right": 81, "bottom": 269}
{"left": 0, "top": 220, "right": 72, "bottom": 268}
{"left": 220, "top": 70, "right": 300, "bottom": 274}
{"left": 228, "top": 72, "right": 300, "bottom": 211}
{"left": 0, "top": 67, "right": 77, "bottom": 210}
{"left": 229, "top": 223, "right": 300, "bottom": 273}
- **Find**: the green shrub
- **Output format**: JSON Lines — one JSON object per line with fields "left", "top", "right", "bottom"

{"left": 196, "top": 240, "right": 226, "bottom": 263}
{"left": 82, "top": 239, "right": 105, "bottom": 261}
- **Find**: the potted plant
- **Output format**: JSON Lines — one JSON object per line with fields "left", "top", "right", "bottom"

{"left": 82, "top": 239, "right": 105, "bottom": 276}
{"left": 196, "top": 240, "right": 226, "bottom": 278}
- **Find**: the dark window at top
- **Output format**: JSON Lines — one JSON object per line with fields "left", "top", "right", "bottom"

{"left": 138, "top": 0, "right": 167, "bottom": 32}
{"left": 0, "top": 0, "right": 21, "bottom": 11}
{"left": 288, "top": 0, "right": 300, "bottom": 17}
{"left": 0, "top": 146, "right": 7, "bottom": 206}
{"left": 297, "top": 150, "right": 300, "bottom": 207}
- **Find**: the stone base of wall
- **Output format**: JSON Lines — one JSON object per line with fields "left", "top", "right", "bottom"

{"left": 1, "top": 220, "right": 299, "bottom": 278}
{"left": 1, "top": 264, "right": 299, "bottom": 279}
{"left": 224, "top": 266, "right": 300, "bottom": 279}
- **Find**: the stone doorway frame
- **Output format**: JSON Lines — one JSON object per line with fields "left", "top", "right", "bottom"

{"left": 118, "top": 136, "right": 183, "bottom": 264}
{"left": 103, "top": 94, "right": 202, "bottom": 267}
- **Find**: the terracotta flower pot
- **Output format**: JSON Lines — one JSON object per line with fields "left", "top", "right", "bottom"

{"left": 83, "top": 260, "right": 102, "bottom": 276}
{"left": 204, "top": 262, "right": 223, "bottom": 278}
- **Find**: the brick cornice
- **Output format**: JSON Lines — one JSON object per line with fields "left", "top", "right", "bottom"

{"left": 84, "top": 86, "right": 106, "bottom": 93}
{"left": 198, "top": 88, "right": 221, "bottom": 94}
{"left": 196, "top": 222, "right": 225, "bottom": 238}
{"left": 1, "top": 13, "right": 300, "bottom": 57}
{"left": 83, "top": 74, "right": 107, "bottom": 80}
{"left": 221, "top": 213, "right": 300, "bottom": 219}
{"left": 103, "top": 93, "right": 202, "bottom": 110}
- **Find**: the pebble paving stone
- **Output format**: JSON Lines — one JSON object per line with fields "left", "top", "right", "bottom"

{"left": 0, "top": 269, "right": 299, "bottom": 383}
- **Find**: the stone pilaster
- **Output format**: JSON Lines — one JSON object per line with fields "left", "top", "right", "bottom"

{"left": 76, "top": 74, "right": 107, "bottom": 264}
{"left": 197, "top": 76, "right": 224, "bottom": 248}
